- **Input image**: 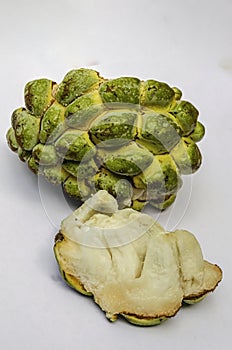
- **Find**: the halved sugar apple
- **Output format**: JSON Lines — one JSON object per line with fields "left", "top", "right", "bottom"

{"left": 54, "top": 191, "right": 222, "bottom": 326}
{"left": 6, "top": 68, "right": 205, "bottom": 210}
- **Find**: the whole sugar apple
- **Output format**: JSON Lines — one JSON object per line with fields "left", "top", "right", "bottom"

{"left": 6, "top": 68, "right": 205, "bottom": 210}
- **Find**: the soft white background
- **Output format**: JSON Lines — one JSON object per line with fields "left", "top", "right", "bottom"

{"left": 1, "top": 0, "right": 231, "bottom": 349}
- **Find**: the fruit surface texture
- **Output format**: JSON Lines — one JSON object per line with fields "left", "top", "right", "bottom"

{"left": 6, "top": 68, "right": 205, "bottom": 210}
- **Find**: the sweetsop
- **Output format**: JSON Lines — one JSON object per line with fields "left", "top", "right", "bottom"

{"left": 54, "top": 190, "right": 222, "bottom": 326}
{"left": 6, "top": 68, "right": 205, "bottom": 210}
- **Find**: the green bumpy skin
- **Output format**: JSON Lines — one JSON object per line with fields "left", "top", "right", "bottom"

{"left": 28, "top": 156, "right": 39, "bottom": 174}
{"left": 11, "top": 108, "right": 40, "bottom": 150}
{"left": 55, "top": 68, "right": 103, "bottom": 106}
{"left": 133, "top": 155, "right": 181, "bottom": 196}
{"left": 42, "top": 165, "right": 69, "bottom": 185}
{"left": 89, "top": 110, "right": 138, "bottom": 147}
{"left": 98, "top": 142, "right": 154, "bottom": 176}
{"left": 40, "top": 101, "right": 66, "bottom": 144}
{"left": 99, "top": 77, "right": 140, "bottom": 105}
{"left": 63, "top": 175, "right": 81, "bottom": 198}
{"left": 6, "top": 127, "right": 18, "bottom": 152}
{"left": 62, "top": 159, "right": 98, "bottom": 179}
{"left": 170, "top": 100, "right": 199, "bottom": 135}
{"left": 18, "top": 147, "right": 31, "bottom": 162}
{"left": 6, "top": 68, "right": 205, "bottom": 211}
{"left": 188, "top": 121, "right": 205, "bottom": 142}
{"left": 65, "top": 91, "right": 104, "bottom": 129}
{"left": 55, "top": 130, "right": 96, "bottom": 161}
{"left": 170, "top": 137, "right": 202, "bottom": 174}
{"left": 150, "top": 193, "right": 176, "bottom": 210}
{"left": 24, "top": 78, "right": 55, "bottom": 117}
{"left": 141, "top": 80, "right": 175, "bottom": 109}
{"left": 172, "top": 87, "right": 182, "bottom": 101}
{"left": 138, "top": 110, "right": 181, "bottom": 154}
{"left": 32, "top": 144, "right": 58, "bottom": 165}
{"left": 121, "top": 313, "right": 167, "bottom": 326}
{"left": 94, "top": 168, "right": 133, "bottom": 208}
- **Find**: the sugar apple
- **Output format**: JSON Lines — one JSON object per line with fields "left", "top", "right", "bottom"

{"left": 6, "top": 68, "right": 205, "bottom": 210}
{"left": 54, "top": 190, "right": 222, "bottom": 326}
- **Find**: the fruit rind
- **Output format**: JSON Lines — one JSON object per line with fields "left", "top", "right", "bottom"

{"left": 6, "top": 68, "right": 205, "bottom": 210}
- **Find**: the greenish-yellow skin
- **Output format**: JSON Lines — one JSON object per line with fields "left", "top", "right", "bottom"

{"left": 18, "top": 147, "right": 31, "bottom": 162}
{"left": 63, "top": 175, "right": 81, "bottom": 198}
{"left": 6, "top": 127, "right": 18, "bottom": 152}
{"left": 55, "top": 68, "right": 103, "bottom": 106}
{"left": 98, "top": 142, "right": 154, "bottom": 176}
{"left": 6, "top": 68, "right": 205, "bottom": 210}
{"left": 54, "top": 130, "right": 96, "bottom": 161}
{"left": 65, "top": 91, "right": 104, "bottom": 129}
{"left": 11, "top": 108, "right": 40, "bottom": 150}
{"left": 121, "top": 313, "right": 167, "bottom": 326}
{"left": 40, "top": 101, "right": 66, "bottom": 144}
{"left": 170, "top": 100, "right": 199, "bottom": 135}
{"left": 133, "top": 155, "right": 182, "bottom": 195}
{"left": 24, "top": 78, "right": 54, "bottom": 117}
{"left": 138, "top": 110, "right": 181, "bottom": 153}
{"left": 94, "top": 168, "right": 133, "bottom": 208}
{"left": 189, "top": 121, "right": 205, "bottom": 142}
{"left": 89, "top": 110, "right": 138, "bottom": 147}
{"left": 32, "top": 144, "right": 58, "bottom": 165}
{"left": 62, "top": 159, "right": 98, "bottom": 179}
{"left": 170, "top": 137, "right": 202, "bottom": 174}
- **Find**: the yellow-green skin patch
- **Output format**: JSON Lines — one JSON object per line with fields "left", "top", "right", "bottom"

{"left": 54, "top": 235, "right": 91, "bottom": 295}
{"left": 24, "top": 78, "right": 54, "bottom": 117}
{"left": 150, "top": 193, "right": 176, "bottom": 210}
{"left": 11, "top": 108, "right": 40, "bottom": 151}
{"left": 99, "top": 142, "right": 154, "bottom": 176}
{"left": 141, "top": 80, "right": 175, "bottom": 109}
{"left": 133, "top": 154, "right": 181, "bottom": 195}
{"left": 89, "top": 110, "right": 138, "bottom": 147}
{"left": 100, "top": 77, "right": 141, "bottom": 105}
{"left": 65, "top": 91, "right": 104, "bottom": 129}
{"left": 63, "top": 176, "right": 81, "bottom": 198}
{"left": 121, "top": 313, "right": 167, "bottom": 326}
{"left": 183, "top": 294, "right": 207, "bottom": 304}
{"left": 94, "top": 168, "right": 133, "bottom": 208}
{"left": 42, "top": 165, "right": 69, "bottom": 185}
{"left": 139, "top": 110, "right": 181, "bottom": 153}
{"left": 28, "top": 156, "right": 39, "bottom": 174}
{"left": 55, "top": 68, "right": 103, "bottom": 106}
{"left": 55, "top": 130, "right": 96, "bottom": 161}
{"left": 32, "top": 144, "right": 58, "bottom": 165}
{"left": 170, "top": 100, "right": 199, "bottom": 135}
{"left": 171, "top": 137, "right": 202, "bottom": 174}
{"left": 18, "top": 147, "right": 31, "bottom": 162}
{"left": 6, "top": 127, "right": 18, "bottom": 152}
{"left": 40, "top": 101, "right": 66, "bottom": 144}
{"left": 62, "top": 159, "right": 98, "bottom": 180}
{"left": 189, "top": 121, "right": 205, "bottom": 142}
